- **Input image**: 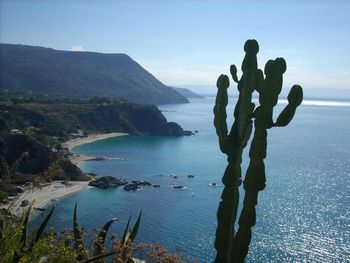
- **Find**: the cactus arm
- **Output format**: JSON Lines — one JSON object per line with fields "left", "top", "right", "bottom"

{"left": 274, "top": 105, "right": 297, "bottom": 127}
{"left": 214, "top": 74, "right": 241, "bottom": 262}
{"left": 237, "top": 40, "right": 259, "bottom": 139}
{"left": 213, "top": 74, "right": 230, "bottom": 153}
{"left": 230, "top": 64, "right": 239, "bottom": 83}
{"left": 274, "top": 85, "right": 303, "bottom": 127}
{"left": 259, "top": 58, "right": 286, "bottom": 128}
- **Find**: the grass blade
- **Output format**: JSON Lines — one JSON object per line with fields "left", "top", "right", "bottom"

{"left": 20, "top": 205, "right": 32, "bottom": 249}
{"left": 93, "top": 217, "right": 118, "bottom": 256}
{"left": 98, "top": 217, "right": 118, "bottom": 243}
{"left": 121, "top": 215, "right": 131, "bottom": 245}
{"left": 73, "top": 203, "right": 86, "bottom": 260}
{"left": 73, "top": 203, "right": 82, "bottom": 244}
{"left": 129, "top": 211, "right": 142, "bottom": 242}
{"left": 32, "top": 206, "right": 54, "bottom": 246}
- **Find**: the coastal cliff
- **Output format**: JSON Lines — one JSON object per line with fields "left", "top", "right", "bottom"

{"left": 0, "top": 134, "right": 90, "bottom": 201}
{"left": 0, "top": 98, "right": 188, "bottom": 137}
{"left": 0, "top": 97, "right": 191, "bottom": 201}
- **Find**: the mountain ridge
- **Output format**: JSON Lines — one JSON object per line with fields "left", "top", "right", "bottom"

{"left": 0, "top": 43, "right": 189, "bottom": 105}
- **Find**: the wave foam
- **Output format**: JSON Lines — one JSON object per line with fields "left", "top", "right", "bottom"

{"left": 278, "top": 99, "right": 350, "bottom": 107}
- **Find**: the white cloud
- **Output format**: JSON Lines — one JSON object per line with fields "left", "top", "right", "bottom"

{"left": 71, "top": 45, "right": 84, "bottom": 52}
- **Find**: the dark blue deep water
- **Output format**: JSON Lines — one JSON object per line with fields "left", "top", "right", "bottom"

{"left": 40, "top": 97, "right": 350, "bottom": 262}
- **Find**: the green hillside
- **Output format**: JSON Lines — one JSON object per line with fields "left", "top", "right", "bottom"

{"left": 0, "top": 44, "right": 188, "bottom": 105}
{"left": 0, "top": 98, "right": 188, "bottom": 136}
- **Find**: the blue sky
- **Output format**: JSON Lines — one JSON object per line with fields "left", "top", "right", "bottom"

{"left": 1, "top": 0, "right": 350, "bottom": 93}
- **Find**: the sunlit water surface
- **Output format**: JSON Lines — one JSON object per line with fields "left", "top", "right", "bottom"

{"left": 34, "top": 97, "right": 349, "bottom": 262}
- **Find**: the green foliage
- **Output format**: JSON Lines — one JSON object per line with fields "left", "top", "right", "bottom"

{"left": 0, "top": 204, "right": 55, "bottom": 263}
{"left": 93, "top": 217, "right": 118, "bottom": 257}
{"left": 0, "top": 150, "right": 31, "bottom": 201}
{"left": 213, "top": 39, "right": 303, "bottom": 263}
{"left": 0, "top": 136, "right": 89, "bottom": 195}
{"left": 26, "top": 130, "right": 50, "bottom": 145}
{"left": 15, "top": 205, "right": 55, "bottom": 262}
{"left": 73, "top": 203, "right": 88, "bottom": 261}
{"left": 133, "top": 243, "right": 192, "bottom": 263}
{"left": 121, "top": 211, "right": 142, "bottom": 246}
{"left": 0, "top": 98, "right": 185, "bottom": 137}
{"left": 0, "top": 205, "right": 144, "bottom": 263}
{"left": 0, "top": 212, "right": 25, "bottom": 263}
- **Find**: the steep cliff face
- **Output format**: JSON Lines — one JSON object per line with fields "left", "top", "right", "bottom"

{"left": 0, "top": 134, "right": 89, "bottom": 181}
{"left": 0, "top": 43, "right": 188, "bottom": 105}
{"left": 0, "top": 99, "right": 187, "bottom": 136}
{"left": 2, "top": 134, "right": 54, "bottom": 174}
{"left": 0, "top": 134, "right": 89, "bottom": 201}
{"left": 80, "top": 103, "right": 184, "bottom": 135}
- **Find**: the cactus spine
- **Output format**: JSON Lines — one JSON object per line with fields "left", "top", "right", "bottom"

{"left": 213, "top": 40, "right": 303, "bottom": 263}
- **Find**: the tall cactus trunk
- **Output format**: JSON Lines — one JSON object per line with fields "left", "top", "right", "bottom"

{"left": 213, "top": 39, "right": 303, "bottom": 262}
{"left": 214, "top": 158, "right": 242, "bottom": 262}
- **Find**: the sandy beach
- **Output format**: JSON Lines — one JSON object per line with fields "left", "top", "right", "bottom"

{"left": 63, "top": 132, "right": 128, "bottom": 151}
{"left": 1, "top": 132, "right": 129, "bottom": 217}
{"left": 68, "top": 153, "right": 105, "bottom": 167}
{"left": 1, "top": 181, "right": 89, "bottom": 217}
{"left": 63, "top": 132, "right": 128, "bottom": 167}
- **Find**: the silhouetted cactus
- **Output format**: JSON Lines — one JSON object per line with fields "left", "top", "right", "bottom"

{"left": 214, "top": 39, "right": 303, "bottom": 263}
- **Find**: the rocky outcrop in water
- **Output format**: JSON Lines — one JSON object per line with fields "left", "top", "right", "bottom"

{"left": 88, "top": 176, "right": 127, "bottom": 189}
{"left": 123, "top": 180, "right": 152, "bottom": 191}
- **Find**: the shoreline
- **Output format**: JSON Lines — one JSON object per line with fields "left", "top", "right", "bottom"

{"left": 63, "top": 132, "right": 128, "bottom": 167}
{"left": 63, "top": 132, "right": 128, "bottom": 151}
{"left": 1, "top": 181, "right": 90, "bottom": 217}
{"left": 1, "top": 132, "right": 129, "bottom": 217}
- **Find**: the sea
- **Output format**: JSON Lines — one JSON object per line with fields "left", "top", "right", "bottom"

{"left": 36, "top": 95, "right": 350, "bottom": 262}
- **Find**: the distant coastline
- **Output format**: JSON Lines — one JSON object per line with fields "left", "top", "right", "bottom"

{"left": 63, "top": 132, "right": 128, "bottom": 167}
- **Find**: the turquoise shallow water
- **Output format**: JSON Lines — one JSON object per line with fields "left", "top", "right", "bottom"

{"left": 37, "top": 97, "right": 350, "bottom": 262}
